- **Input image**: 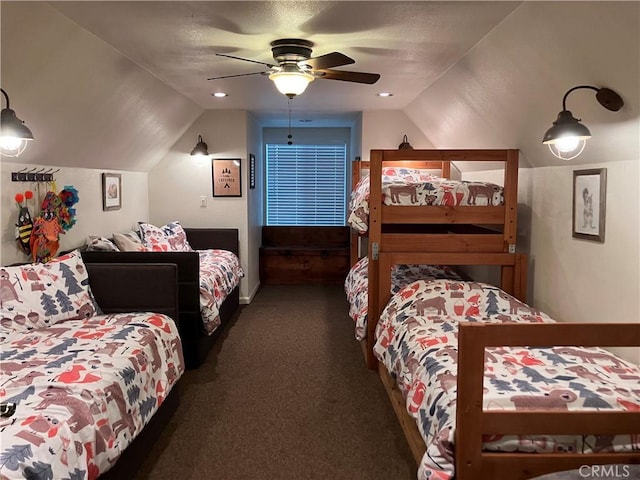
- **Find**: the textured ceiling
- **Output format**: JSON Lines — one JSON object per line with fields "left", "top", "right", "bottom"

{"left": 51, "top": 1, "right": 521, "bottom": 122}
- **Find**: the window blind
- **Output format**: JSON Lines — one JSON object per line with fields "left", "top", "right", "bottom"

{"left": 266, "top": 143, "right": 347, "bottom": 226}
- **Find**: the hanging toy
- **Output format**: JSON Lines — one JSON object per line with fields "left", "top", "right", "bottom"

{"left": 28, "top": 186, "right": 80, "bottom": 263}
{"left": 58, "top": 186, "right": 79, "bottom": 231}
{"left": 30, "top": 191, "right": 64, "bottom": 263}
{"left": 14, "top": 191, "right": 34, "bottom": 255}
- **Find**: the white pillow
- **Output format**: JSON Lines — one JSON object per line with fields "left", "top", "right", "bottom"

{"left": 0, "top": 250, "right": 102, "bottom": 332}
{"left": 138, "top": 221, "right": 192, "bottom": 252}
{"left": 112, "top": 231, "right": 147, "bottom": 252}
{"left": 86, "top": 235, "right": 120, "bottom": 252}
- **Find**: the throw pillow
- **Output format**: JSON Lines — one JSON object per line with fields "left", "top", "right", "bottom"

{"left": 86, "top": 235, "right": 120, "bottom": 252}
{"left": 112, "top": 231, "right": 147, "bottom": 252}
{"left": 0, "top": 250, "right": 103, "bottom": 333}
{"left": 138, "top": 221, "right": 192, "bottom": 252}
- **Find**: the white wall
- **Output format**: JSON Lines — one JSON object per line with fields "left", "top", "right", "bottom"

{"left": 1, "top": 161, "right": 148, "bottom": 265}
{"left": 404, "top": 2, "right": 639, "bottom": 169}
{"left": 246, "top": 113, "right": 263, "bottom": 302}
{"left": 1, "top": 2, "right": 202, "bottom": 173}
{"left": 530, "top": 160, "right": 639, "bottom": 363}
{"left": 361, "top": 110, "right": 433, "bottom": 159}
{"left": 148, "top": 110, "right": 255, "bottom": 303}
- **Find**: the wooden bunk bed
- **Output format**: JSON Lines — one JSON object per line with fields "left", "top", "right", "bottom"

{"left": 348, "top": 149, "right": 520, "bottom": 368}
{"left": 374, "top": 250, "right": 640, "bottom": 480}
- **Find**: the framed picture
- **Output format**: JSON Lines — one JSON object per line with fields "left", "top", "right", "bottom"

{"left": 102, "top": 173, "right": 122, "bottom": 211}
{"left": 572, "top": 168, "right": 606, "bottom": 242}
{"left": 249, "top": 153, "right": 256, "bottom": 189}
{"left": 212, "top": 158, "right": 242, "bottom": 197}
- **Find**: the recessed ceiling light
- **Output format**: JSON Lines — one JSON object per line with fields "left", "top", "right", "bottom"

{"left": 212, "top": 92, "right": 227, "bottom": 98}
{"left": 377, "top": 92, "right": 393, "bottom": 97}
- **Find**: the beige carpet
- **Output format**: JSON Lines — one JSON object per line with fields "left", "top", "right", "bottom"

{"left": 133, "top": 284, "right": 415, "bottom": 480}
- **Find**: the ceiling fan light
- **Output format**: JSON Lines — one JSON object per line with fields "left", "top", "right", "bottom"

{"left": 269, "top": 71, "right": 314, "bottom": 98}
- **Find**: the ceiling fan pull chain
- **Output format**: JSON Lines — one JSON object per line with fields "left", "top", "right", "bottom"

{"left": 287, "top": 98, "right": 293, "bottom": 145}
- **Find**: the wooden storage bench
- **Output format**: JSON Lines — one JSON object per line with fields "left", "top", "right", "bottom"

{"left": 259, "top": 226, "right": 350, "bottom": 284}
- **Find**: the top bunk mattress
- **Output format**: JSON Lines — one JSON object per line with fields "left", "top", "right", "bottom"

{"left": 347, "top": 167, "right": 504, "bottom": 234}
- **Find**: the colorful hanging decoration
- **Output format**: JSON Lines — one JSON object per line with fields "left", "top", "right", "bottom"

{"left": 29, "top": 186, "right": 80, "bottom": 263}
{"left": 14, "top": 190, "right": 34, "bottom": 255}
{"left": 58, "top": 186, "right": 79, "bottom": 231}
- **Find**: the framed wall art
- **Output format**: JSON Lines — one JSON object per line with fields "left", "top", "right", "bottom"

{"left": 212, "top": 158, "right": 242, "bottom": 197}
{"left": 102, "top": 172, "right": 122, "bottom": 211}
{"left": 249, "top": 153, "right": 256, "bottom": 189}
{"left": 572, "top": 168, "right": 606, "bottom": 242}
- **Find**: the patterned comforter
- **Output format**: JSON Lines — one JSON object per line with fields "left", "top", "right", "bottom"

{"left": 347, "top": 168, "right": 504, "bottom": 234}
{"left": 373, "top": 279, "right": 640, "bottom": 480}
{"left": 0, "top": 312, "right": 184, "bottom": 480}
{"left": 198, "top": 249, "right": 244, "bottom": 334}
{"left": 344, "top": 257, "right": 461, "bottom": 340}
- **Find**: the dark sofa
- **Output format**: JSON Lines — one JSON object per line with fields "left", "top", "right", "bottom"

{"left": 81, "top": 228, "right": 241, "bottom": 369}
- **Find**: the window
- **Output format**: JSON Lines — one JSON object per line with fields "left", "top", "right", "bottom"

{"left": 266, "top": 143, "right": 347, "bottom": 226}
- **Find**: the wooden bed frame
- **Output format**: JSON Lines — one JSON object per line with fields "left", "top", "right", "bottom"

{"left": 375, "top": 251, "right": 640, "bottom": 480}
{"left": 350, "top": 149, "right": 520, "bottom": 368}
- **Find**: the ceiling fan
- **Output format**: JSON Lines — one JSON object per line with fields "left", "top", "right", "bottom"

{"left": 208, "top": 38, "right": 381, "bottom": 98}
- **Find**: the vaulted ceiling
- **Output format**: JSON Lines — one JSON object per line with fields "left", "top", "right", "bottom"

{"left": 2, "top": 1, "right": 638, "bottom": 171}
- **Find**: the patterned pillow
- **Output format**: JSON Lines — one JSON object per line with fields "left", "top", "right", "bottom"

{"left": 0, "top": 250, "right": 103, "bottom": 333}
{"left": 138, "top": 221, "right": 192, "bottom": 252}
{"left": 86, "top": 235, "right": 120, "bottom": 252}
{"left": 112, "top": 231, "right": 147, "bottom": 252}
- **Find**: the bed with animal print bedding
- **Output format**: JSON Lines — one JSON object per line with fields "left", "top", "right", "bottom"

{"left": 373, "top": 278, "right": 640, "bottom": 480}
{"left": 0, "top": 247, "right": 185, "bottom": 480}
{"left": 198, "top": 249, "right": 244, "bottom": 334}
{"left": 347, "top": 167, "right": 504, "bottom": 234}
{"left": 0, "top": 312, "right": 184, "bottom": 479}
{"left": 344, "top": 256, "right": 461, "bottom": 340}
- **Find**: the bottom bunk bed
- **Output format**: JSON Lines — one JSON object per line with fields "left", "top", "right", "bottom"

{"left": 344, "top": 256, "right": 462, "bottom": 358}
{"left": 373, "top": 252, "right": 640, "bottom": 480}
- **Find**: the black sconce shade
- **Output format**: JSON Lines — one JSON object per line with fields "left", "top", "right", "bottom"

{"left": 1, "top": 88, "right": 34, "bottom": 157}
{"left": 542, "top": 86, "right": 623, "bottom": 160}
{"left": 190, "top": 134, "right": 209, "bottom": 156}
{"left": 398, "top": 134, "right": 413, "bottom": 150}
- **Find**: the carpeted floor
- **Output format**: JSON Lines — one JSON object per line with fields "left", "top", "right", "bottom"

{"left": 133, "top": 284, "right": 416, "bottom": 480}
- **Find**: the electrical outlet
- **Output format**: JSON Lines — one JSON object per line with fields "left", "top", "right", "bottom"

{"left": 200, "top": 196, "right": 207, "bottom": 207}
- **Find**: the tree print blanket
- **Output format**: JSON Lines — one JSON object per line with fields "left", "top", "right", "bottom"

{"left": 373, "top": 279, "right": 640, "bottom": 480}
{"left": 0, "top": 313, "right": 184, "bottom": 480}
{"left": 344, "top": 257, "right": 460, "bottom": 340}
{"left": 198, "top": 249, "right": 244, "bottom": 335}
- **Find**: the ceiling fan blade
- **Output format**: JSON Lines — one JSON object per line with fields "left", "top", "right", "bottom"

{"left": 207, "top": 71, "right": 267, "bottom": 81}
{"left": 301, "top": 52, "right": 355, "bottom": 70}
{"left": 316, "top": 69, "right": 380, "bottom": 84}
{"left": 215, "top": 53, "right": 275, "bottom": 68}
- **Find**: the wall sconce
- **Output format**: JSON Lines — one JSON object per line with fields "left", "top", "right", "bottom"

{"left": 542, "top": 85, "right": 624, "bottom": 160}
{"left": 398, "top": 134, "right": 413, "bottom": 150}
{"left": 190, "top": 134, "right": 209, "bottom": 156}
{"left": 1, "top": 88, "right": 34, "bottom": 157}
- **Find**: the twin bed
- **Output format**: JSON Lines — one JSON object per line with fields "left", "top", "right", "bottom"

{"left": 346, "top": 149, "right": 640, "bottom": 479}
{"left": 82, "top": 228, "right": 244, "bottom": 369}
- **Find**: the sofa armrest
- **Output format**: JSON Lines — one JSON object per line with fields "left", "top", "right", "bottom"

{"left": 85, "top": 262, "right": 178, "bottom": 322}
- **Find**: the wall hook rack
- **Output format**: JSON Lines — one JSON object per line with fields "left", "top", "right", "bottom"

{"left": 11, "top": 167, "right": 59, "bottom": 182}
